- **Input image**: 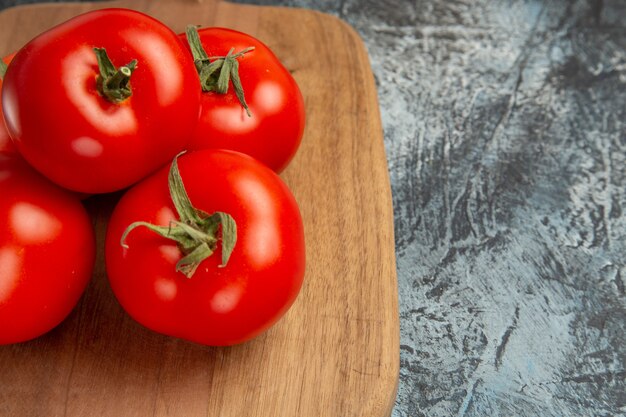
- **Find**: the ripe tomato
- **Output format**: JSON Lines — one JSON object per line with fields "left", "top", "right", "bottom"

{"left": 105, "top": 150, "right": 306, "bottom": 346}
{"left": 0, "top": 54, "right": 15, "bottom": 154}
{"left": 180, "top": 27, "right": 305, "bottom": 173}
{"left": 2, "top": 9, "right": 201, "bottom": 193}
{"left": 0, "top": 154, "right": 95, "bottom": 345}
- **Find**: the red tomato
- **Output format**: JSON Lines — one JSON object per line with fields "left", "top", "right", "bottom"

{"left": 0, "top": 54, "right": 16, "bottom": 154}
{"left": 0, "top": 154, "right": 95, "bottom": 345}
{"left": 2, "top": 9, "right": 201, "bottom": 193}
{"left": 180, "top": 27, "right": 305, "bottom": 173}
{"left": 105, "top": 150, "right": 305, "bottom": 346}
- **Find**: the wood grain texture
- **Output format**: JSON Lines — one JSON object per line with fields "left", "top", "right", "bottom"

{"left": 0, "top": 1, "right": 399, "bottom": 416}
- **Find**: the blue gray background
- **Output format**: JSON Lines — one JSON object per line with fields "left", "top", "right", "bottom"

{"left": 1, "top": 0, "right": 624, "bottom": 416}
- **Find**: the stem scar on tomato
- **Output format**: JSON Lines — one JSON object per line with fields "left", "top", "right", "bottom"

{"left": 120, "top": 155, "right": 237, "bottom": 278}
{"left": 93, "top": 47, "right": 138, "bottom": 103}
{"left": 185, "top": 25, "right": 254, "bottom": 117}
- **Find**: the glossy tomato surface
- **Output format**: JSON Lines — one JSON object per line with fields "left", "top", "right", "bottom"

{"left": 2, "top": 9, "right": 201, "bottom": 193}
{"left": 180, "top": 28, "right": 305, "bottom": 173}
{"left": 105, "top": 150, "right": 306, "bottom": 346}
{"left": 0, "top": 54, "right": 15, "bottom": 154}
{"left": 0, "top": 155, "right": 95, "bottom": 344}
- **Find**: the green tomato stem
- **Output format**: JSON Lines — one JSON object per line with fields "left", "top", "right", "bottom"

{"left": 120, "top": 154, "right": 237, "bottom": 278}
{"left": 94, "top": 47, "right": 137, "bottom": 104}
{"left": 0, "top": 59, "right": 7, "bottom": 80}
{"left": 185, "top": 25, "right": 254, "bottom": 117}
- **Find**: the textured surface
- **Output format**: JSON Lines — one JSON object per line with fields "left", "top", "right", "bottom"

{"left": 231, "top": 0, "right": 626, "bottom": 416}
{"left": 359, "top": 1, "right": 626, "bottom": 416}
{"left": 1, "top": 0, "right": 625, "bottom": 416}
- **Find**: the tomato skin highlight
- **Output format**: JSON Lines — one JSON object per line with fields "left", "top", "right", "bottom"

{"left": 105, "top": 150, "right": 306, "bottom": 346}
{"left": 180, "top": 28, "right": 306, "bottom": 173}
{"left": 2, "top": 8, "right": 201, "bottom": 193}
{"left": 0, "top": 155, "right": 95, "bottom": 345}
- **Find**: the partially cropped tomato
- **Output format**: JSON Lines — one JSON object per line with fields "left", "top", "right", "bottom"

{"left": 105, "top": 150, "right": 305, "bottom": 346}
{"left": 2, "top": 8, "right": 201, "bottom": 193}
{"left": 180, "top": 27, "right": 305, "bottom": 173}
{"left": 0, "top": 154, "right": 95, "bottom": 344}
{"left": 0, "top": 54, "right": 16, "bottom": 154}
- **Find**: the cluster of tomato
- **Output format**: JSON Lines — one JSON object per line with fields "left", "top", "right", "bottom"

{"left": 0, "top": 8, "right": 306, "bottom": 346}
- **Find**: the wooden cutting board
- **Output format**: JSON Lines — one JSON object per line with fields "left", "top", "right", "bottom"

{"left": 0, "top": 1, "right": 399, "bottom": 416}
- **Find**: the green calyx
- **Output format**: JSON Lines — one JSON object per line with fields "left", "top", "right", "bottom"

{"left": 120, "top": 155, "right": 237, "bottom": 278}
{"left": 0, "top": 59, "right": 7, "bottom": 80}
{"left": 185, "top": 25, "right": 254, "bottom": 117}
{"left": 94, "top": 47, "right": 138, "bottom": 103}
